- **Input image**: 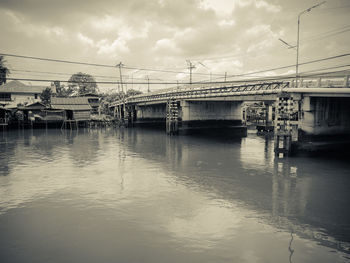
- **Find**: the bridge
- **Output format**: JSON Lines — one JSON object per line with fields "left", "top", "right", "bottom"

{"left": 111, "top": 70, "right": 350, "bottom": 156}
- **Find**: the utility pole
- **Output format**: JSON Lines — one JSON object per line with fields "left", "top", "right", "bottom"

{"left": 116, "top": 62, "right": 124, "bottom": 94}
{"left": 187, "top": 60, "right": 196, "bottom": 85}
{"left": 147, "top": 76, "right": 150, "bottom": 93}
{"left": 116, "top": 62, "right": 125, "bottom": 122}
{"left": 131, "top": 74, "right": 133, "bottom": 90}
{"left": 224, "top": 72, "right": 227, "bottom": 82}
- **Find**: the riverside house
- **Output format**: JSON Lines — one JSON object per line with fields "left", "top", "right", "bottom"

{"left": 0, "top": 80, "right": 55, "bottom": 109}
{"left": 51, "top": 97, "right": 91, "bottom": 122}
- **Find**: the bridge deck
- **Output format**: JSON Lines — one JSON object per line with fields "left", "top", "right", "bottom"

{"left": 112, "top": 71, "right": 350, "bottom": 106}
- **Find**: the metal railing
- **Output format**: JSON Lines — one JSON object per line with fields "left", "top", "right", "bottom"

{"left": 112, "top": 72, "right": 350, "bottom": 106}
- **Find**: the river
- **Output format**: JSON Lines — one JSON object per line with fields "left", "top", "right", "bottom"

{"left": 0, "top": 128, "right": 349, "bottom": 263}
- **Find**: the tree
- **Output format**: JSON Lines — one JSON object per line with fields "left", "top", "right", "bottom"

{"left": 40, "top": 87, "right": 52, "bottom": 105}
{"left": 0, "top": 56, "right": 10, "bottom": 85}
{"left": 126, "top": 89, "right": 142, "bottom": 97}
{"left": 68, "top": 72, "right": 98, "bottom": 95}
{"left": 51, "top": 81, "right": 74, "bottom": 97}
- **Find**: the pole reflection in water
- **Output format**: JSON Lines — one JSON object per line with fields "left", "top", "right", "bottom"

{"left": 0, "top": 128, "right": 349, "bottom": 263}
{"left": 289, "top": 231, "right": 295, "bottom": 263}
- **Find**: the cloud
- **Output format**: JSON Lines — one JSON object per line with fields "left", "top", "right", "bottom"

{"left": 218, "top": 19, "right": 236, "bottom": 27}
{"left": 78, "top": 33, "right": 94, "bottom": 46}
{"left": 254, "top": 0, "right": 281, "bottom": 13}
{"left": 0, "top": 0, "right": 349, "bottom": 89}
{"left": 96, "top": 38, "right": 130, "bottom": 55}
{"left": 153, "top": 38, "right": 180, "bottom": 54}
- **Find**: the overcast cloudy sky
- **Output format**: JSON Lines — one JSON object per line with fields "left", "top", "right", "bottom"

{"left": 1, "top": 0, "right": 349, "bottom": 92}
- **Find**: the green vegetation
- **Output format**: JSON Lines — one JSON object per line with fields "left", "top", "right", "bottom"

{"left": 0, "top": 56, "right": 10, "bottom": 85}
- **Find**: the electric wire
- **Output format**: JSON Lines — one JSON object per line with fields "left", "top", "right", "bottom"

{"left": 0, "top": 52, "right": 225, "bottom": 77}
{"left": 2, "top": 52, "right": 350, "bottom": 85}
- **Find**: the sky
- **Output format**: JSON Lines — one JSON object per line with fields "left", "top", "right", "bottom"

{"left": 0, "top": 0, "right": 350, "bottom": 93}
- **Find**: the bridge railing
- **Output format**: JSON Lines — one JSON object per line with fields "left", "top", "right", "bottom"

{"left": 111, "top": 71, "right": 350, "bottom": 105}
{"left": 290, "top": 75, "right": 349, "bottom": 88}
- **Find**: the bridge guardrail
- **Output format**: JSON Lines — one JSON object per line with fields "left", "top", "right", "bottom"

{"left": 111, "top": 73, "right": 349, "bottom": 106}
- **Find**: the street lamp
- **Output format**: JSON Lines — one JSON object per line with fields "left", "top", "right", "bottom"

{"left": 296, "top": 1, "right": 326, "bottom": 87}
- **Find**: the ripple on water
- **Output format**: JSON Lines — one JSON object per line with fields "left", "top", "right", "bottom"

{"left": 0, "top": 129, "right": 350, "bottom": 263}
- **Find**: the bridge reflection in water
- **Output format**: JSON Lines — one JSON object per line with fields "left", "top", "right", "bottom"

{"left": 112, "top": 71, "right": 350, "bottom": 157}
{"left": 0, "top": 128, "right": 349, "bottom": 263}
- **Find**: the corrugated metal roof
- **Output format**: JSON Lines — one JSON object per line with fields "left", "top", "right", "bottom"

{"left": 18, "top": 102, "right": 47, "bottom": 110}
{"left": 51, "top": 104, "right": 91, "bottom": 110}
{"left": 51, "top": 97, "right": 90, "bottom": 105}
{"left": 51, "top": 97, "right": 91, "bottom": 110}
{"left": 0, "top": 80, "right": 54, "bottom": 94}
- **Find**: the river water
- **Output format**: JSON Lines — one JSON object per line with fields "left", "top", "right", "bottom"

{"left": 0, "top": 128, "right": 349, "bottom": 263}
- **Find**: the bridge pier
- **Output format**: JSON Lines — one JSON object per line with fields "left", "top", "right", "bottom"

{"left": 274, "top": 94, "right": 350, "bottom": 156}
{"left": 299, "top": 96, "right": 350, "bottom": 137}
{"left": 178, "top": 100, "right": 247, "bottom": 136}
{"left": 134, "top": 103, "right": 166, "bottom": 128}
{"left": 296, "top": 96, "right": 350, "bottom": 153}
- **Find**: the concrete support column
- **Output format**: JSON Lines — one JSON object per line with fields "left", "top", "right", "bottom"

{"left": 299, "top": 96, "right": 350, "bottom": 138}
{"left": 133, "top": 103, "right": 166, "bottom": 128}
{"left": 179, "top": 100, "right": 246, "bottom": 136}
{"left": 125, "top": 105, "right": 136, "bottom": 127}
{"left": 267, "top": 104, "right": 273, "bottom": 125}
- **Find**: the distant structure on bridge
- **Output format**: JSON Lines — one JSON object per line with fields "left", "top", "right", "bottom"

{"left": 110, "top": 70, "right": 350, "bottom": 157}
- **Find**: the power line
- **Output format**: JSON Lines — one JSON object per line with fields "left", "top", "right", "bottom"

{"left": 320, "top": 4, "right": 350, "bottom": 10}
{"left": 199, "top": 26, "right": 350, "bottom": 63}
{"left": 5, "top": 67, "right": 349, "bottom": 86}
{"left": 197, "top": 52, "right": 350, "bottom": 83}
{"left": 298, "top": 64, "right": 350, "bottom": 74}
{"left": 0, "top": 52, "right": 225, "bottom": 77}
{"left": 302, "top": 26, "right": 350, "bottom": 43}
{"left": 4, "top": 78, "right": 190, "bottom": 85}
{"left": 4, "top": 52, "right": 350, "bottom": 85}
{"left": 0, "top": 53, "right": 115, "bottom": 68}
{"left": 10, "top": 68, "right": 180, "bottom": 81}
{"left": 222, "top": 52, "right": 350, "bottom": 80}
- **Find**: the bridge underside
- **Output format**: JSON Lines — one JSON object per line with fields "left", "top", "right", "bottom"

{"left": 299, "top": 96, "right": 350, "bottom": 139}
{"left": 111, "top": 76, "right": 350, "bottom": 155}
{"left": 116, "top": 94, "right": 350, "bottom": 137}
{"left": 125, "top": 100, "right": 247, "bottom": 136}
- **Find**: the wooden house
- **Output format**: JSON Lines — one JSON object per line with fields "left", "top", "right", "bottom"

{"left": 80, "top": 93, "right": 100, "bottom": 114}
{"left": 17, "top": 102, "right": 47, "bottom": 122}
{"left": 51, "top": 97, "right": 91, "bottom": 121}
{"left": 0, "top": 103, "right": 10, "bottom": 128}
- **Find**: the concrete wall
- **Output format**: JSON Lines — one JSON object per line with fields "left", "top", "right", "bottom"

{"left": 135, "top": 104, "right": 166, "bottom": 119}
{"left": 300, "top": 96, "right": 350, "bottom": 135}
{"left": 180, "top": 100, "right": 242, "bottom": 121}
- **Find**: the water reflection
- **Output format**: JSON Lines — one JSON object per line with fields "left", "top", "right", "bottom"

{"left": 0, "top": 128, "right": 349, "bottom": 263}
{"left": 289, "top": 231, "right": 295, "bottom": 263}
{"left": 120, "top": 128, "right": 350, "bottom": 253}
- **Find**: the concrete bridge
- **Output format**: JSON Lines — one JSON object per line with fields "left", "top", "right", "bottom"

{"left": 111, "top": 70, "right": 350, "bottom": 156}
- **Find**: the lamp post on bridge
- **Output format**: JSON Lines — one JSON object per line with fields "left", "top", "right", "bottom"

{"left": 296, "top": 1, "right": 326, "bottom": 87}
